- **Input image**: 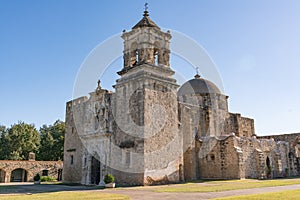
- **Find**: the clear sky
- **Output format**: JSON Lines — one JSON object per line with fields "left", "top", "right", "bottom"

{"left": 0, "top": 0, "right": 299, "bottom": 136}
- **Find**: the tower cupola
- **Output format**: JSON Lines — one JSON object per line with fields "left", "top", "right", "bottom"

{"left": 118, "top": 6, "right": 171, "bottom": 75}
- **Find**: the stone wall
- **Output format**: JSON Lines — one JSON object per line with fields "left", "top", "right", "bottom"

{"left": 63, "top": 98, "right": 85, "bottom": 183}
{"left": 224, "top": 113, "right": 255, "bottom": 138}
{"left": 0, "top": 160, "right": 62, "bottom": 183}
{"left": 144, "top": 87, "right": 182, "bottom": 185}
{"left": 198, "top": 136, "right": 240, "bottom": 179}
{"left": 113, "top": 62, "right": 182, "bottom": 185}
{"left": 197, "top": 134, "right": 290, "bottom": 180}
{"left": 258, "top": 133, "right": 300, "bottom": 176}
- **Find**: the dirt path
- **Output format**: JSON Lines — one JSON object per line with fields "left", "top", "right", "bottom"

{"left": 100, "top": 184, "right": 300, "bottom": 200}
{"left": 1, "top": 183, "right": 300, "bottom": 199}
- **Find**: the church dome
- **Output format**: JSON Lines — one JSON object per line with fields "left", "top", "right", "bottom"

{"left": 178, "top": 74, "right": 221, "bottom": 96}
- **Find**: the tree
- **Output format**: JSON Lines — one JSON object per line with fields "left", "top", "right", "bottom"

{"left": 3, "top": 122, "right": 40, "bottom": 160}
{"left": 0, "top": 126, "right": 9, "bottom": 160}
{"left": 37, "top": 120, "right": 65, "bottom": 161}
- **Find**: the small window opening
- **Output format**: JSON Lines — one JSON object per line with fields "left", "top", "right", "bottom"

{"left": 125, "top": 151, "right": 130, "bottom": 165}
{"left": 42, "top": 170, "right": 49, "bottom": 176}
{"left": 71, "top": 155, "right": 74, "bottom": 165}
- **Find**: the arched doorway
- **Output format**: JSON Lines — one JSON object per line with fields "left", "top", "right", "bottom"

{"left": 90, "top": 157, "right": 100, "bottom": 184}
{"left": 266, "top": 156, "right": 271, "bottom": 178}
{"left": 10, "top": 168, "right": 27, "bottom": 182}
{"left": 57, "top": 169, "right": 63, "bottom": 181}
{"left": 0, "top": 169, "right": 6, "bottom": 183}
{"left": 266, "top": 156, "right": 270, "bottom": 168}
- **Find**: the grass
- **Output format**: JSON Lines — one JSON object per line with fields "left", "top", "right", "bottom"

{"left": 213, "top": 189, "right": 300, "bottom": 199}
{"left": 155, "top": 178, "right": 300, "bottom": 193}
{"left": 0, "top": 191, "right": 129, "bottom": 200}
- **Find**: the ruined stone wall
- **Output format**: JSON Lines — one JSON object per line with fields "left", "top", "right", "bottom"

{"left": 197, "top": 135, "right": 290, "bottom": 180}
{"left": 198, "top": 136, "right": 240, "bottom": 179}
{"left": 238, "top": 117, "right": 255, "bottom": 137}
{"left": 230, "top": 136, "right": 290, "bottom": 179}
{"left": 258, "top": 133, "right": 300, "bottom": 154}
{"left": 224, "top": 113, "right": 255, "bottom": 138}
{"left": 258, "top": 133, "right": 300, "bottom": 176}
{"left": 0, "top": 160, "right": 62, "bottom": 183}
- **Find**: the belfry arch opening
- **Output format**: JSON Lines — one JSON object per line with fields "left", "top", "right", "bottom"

{"left": 135, "top": 49, "right": 139, "bottom": 64}
{"left": 130, "top": 42, "right": 138, "bottom": 66}
{"left": 10, "top": 168, "right": 28, "bottom": 182}
{"left": 154, "top": 50, "right": 159, "bottom": 65}
{"left": 153, "top": 41, "right": 161, "bottom": 65}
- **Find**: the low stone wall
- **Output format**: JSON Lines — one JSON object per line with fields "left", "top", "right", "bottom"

{"left": 0, "top": 160, "right": 63, "bottom": 183}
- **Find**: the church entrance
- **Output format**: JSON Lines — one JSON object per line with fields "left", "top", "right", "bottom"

{"left": 90, "top": 157, "right": 100, "bottom": 184}
{"left": 10, "top": 168, "right": 27, "bottom": 182}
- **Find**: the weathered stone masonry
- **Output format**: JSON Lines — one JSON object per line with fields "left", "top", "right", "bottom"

{"left": 63, "top": 9, "right": 300, "bottom": 186}
{"left": 0, "top": 160, "right": 63, "bottom": 183}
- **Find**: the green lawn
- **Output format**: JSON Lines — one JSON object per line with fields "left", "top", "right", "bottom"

{"left": 0, "top": 191, "right": 129, "bottom": 200}
{"left": 155, "top": 178, "right": 300, "bottom": 193}
{"left": 214, "top": 189, "right": 300, "bottom": 199}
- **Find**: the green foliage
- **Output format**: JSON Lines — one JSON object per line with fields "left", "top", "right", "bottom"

{"left": 0, "top": 120, "right": 65, "bottom": 161}
{"left": 0, "top": 126, "right": 9, "bottom": 160}
{"left": 34, "top": 173, "right": 40, "bottom": 181}
{"left": 104, "top": 174, "right": 115, "bottom": 184}
{"left": 40, "top": 176, "right": 56, "bottom": 182}
{"left": 0, "top": 122, "right": 40, "bottom": 160}
{"left": 37, "top": 120, "right": 65, "bottom": 161}
{"left": 9, "top": 151, "right": 22, "bottom": 160}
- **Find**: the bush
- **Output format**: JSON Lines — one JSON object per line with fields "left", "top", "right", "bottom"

{"left": 40, "top": 176, "right": 56, "bottom": 182}
{"left": 104, "top": 174, "right": 115, "bottom": 184}
{"left": 34, "top": 173, "right": 40, "bottom": 181}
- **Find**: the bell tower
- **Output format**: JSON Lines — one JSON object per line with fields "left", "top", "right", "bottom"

{"left": 112, "top": 7, "right": 183, "bottom": 185}
{"left": 119, "top": 9, "right": 171, "bottom": 75}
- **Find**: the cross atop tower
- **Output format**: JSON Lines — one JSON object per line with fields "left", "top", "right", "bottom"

{"left": 144, "top": 3, "right": 148, "bottom": 12}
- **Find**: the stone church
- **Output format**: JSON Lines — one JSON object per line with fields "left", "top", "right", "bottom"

{"left": 63, "top": 9, "right": 300, "bottom": 185}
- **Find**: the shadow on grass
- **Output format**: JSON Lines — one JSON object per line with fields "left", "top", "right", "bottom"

{"left": 0, "top": 182, "right": 105, "bottom": 195}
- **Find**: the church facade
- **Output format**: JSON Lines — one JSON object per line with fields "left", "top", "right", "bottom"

{"left": 63, "top": 10, "right": 300, "bottom": 185}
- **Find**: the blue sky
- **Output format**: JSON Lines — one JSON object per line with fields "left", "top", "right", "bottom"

{"left": 0, "top": 0, "right": 299, "bottom": 135}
